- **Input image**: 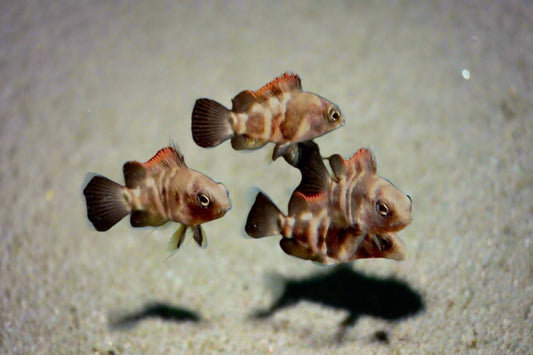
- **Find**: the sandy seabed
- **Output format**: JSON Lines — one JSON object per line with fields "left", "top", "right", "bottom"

{"left": 1, "top": 1, "right": 532, "bottom": 354}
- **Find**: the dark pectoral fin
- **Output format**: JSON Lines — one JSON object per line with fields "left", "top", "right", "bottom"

{"left": 192, "top": 226, "right": 207, "bottom": 248}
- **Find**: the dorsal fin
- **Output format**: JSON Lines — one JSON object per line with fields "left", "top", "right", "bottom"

{"left": 144, "top": 146, "right": 186, "bottom": 171}
{"left": 292, "top": 141, "right": 330, "bottom": 196}
{"left": 328, "top": 154, "right": 346, "bottom": 180}
{"left": 288, "top": 191, "right": 326, "bottom": 215}
{"left": 254, "top": 73, "right": 302, "bottom": 99}
{"left": 123, "top": 146, "right": 186, "bottom": 188}
{"left": 232, "top": 90, "right": 257, "bottom": 112}
{"left": 123, "top": 161, "right": 147, "bottom": 188}
{"left": 348, "top": 147, "right": 376, "bottom": 174}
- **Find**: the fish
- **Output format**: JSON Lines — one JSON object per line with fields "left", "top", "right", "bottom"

{"left": 245, "top": 191, "right": 406, "bottom": 264}
{"left": 284, "top": 140, "right": 412, "bottom": 235}
{"left": 191, "top": 73, "right": 344, "bottom": 159}
{"left": 82, "top": 144, "right": 231, "bottom": 251}
{"left": 245, "top": 141, "right": 412, "bottom": 264}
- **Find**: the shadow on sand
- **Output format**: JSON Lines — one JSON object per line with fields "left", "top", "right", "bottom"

{"left": 108, "top": 301, "right": 201, "bottom": 330}
{"left": 252, "top": 265, "right": 424, "bottom": 342}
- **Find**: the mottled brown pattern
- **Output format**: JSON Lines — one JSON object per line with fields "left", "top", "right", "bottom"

{"left": 245, "top": 110, "right": 267, "bottom": 137}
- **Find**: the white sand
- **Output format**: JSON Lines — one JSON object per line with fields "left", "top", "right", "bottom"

{"left": 1, "top": 1, "right": 531, "bottom": 354}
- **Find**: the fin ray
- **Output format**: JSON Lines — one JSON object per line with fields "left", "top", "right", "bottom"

{"left": 290, "top": 141, "right": 330, "bottom": 196}
{"left": 83, "top": 174, "right": 130, "bottom": 231}
{"left": 255, "top": 73, "right": 302, "bottom": 99}
{"left": 192, "top": 98, "right": 233, "bottom": 147}
{"left": 245, "top": 192, "right": 283, "bottom": 238}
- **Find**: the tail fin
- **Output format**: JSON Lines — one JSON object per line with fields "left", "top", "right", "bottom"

{"left": 191, "top": 98, "right": 233, "bottom": 147}
{"left": 83, "top": 174, "right": 130, "bottom": 231}
{"left": 245, "top": 192, "right": 283, "bottom": 238}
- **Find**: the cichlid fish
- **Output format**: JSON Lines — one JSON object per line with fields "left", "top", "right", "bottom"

{"left": 283, "top": 140, "right": 412, "bottom": 235}
{"left": 245, "top": 141, "right": 411, "bottom": 264}
{"left": 83, "top": 145, "right": 231, "bottom": 251}
{"left": 191, "top": 73, "right": 344, "bottom": 159}
{"left": 246, "top": 192, "right": 406, "bottom": 264}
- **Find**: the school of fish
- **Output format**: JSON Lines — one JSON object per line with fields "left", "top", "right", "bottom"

{"left": 83, "top": 72, "right": 412, "bottom": 263}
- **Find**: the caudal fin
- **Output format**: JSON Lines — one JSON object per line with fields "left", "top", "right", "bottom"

{"left": 83, "top": 174, "right": 130, "bottom": 231}
{"left": 245, "top": 192, "right": 283, "bottom": 238}
{"left": 191, "top": 98, "right": 233, "bottom": 147}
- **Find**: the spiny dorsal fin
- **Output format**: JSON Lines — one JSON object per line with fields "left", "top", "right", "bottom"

{"left": 123, "top": 146, "right": 185, "bottom": 188}
{"left": 256, "top": 73, "right": 302, "bottom": 96}
{"left": 144, "top": 146, "right": 186, "bottom": 170}
{"left": 349, "top": 147, "right": 377, "bottom": 174}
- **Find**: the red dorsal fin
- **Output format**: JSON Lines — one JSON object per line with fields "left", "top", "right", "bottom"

{"left": 254, "top": 73, "right": 302, "bottom": 100}
{"left": 348, "top": 147, "right": 376, "bottom": 174}
{"left": 123, "top": 146, "right": 186, "bottom": 188}
{"left": 144, "top": 146, "right": 186, "bottom": 171}
{"left": 288, "top": 191, "right": 326, "bottom": 215}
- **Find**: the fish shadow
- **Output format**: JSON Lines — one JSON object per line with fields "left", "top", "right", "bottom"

{"left": 252, "top": 265, "right": 424, "bottom": 342}
{"left": 109, "top": 301, "right": 201, "bottom": 330}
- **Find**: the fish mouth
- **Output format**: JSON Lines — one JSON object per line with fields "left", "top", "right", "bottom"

{"left": 217, "top": 205, "right": 232, "bottom": 216}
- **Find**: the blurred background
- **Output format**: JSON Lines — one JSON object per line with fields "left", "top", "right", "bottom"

{"left": 1, "top": 1, "right": 531, "bottom": 354}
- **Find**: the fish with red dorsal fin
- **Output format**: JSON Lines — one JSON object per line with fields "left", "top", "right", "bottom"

{"left": 191, "top": 73, "right": 344, "bottom": 160}
{"left": 82, "top": 144, "right": 231, "bottom": 252}
{"left": 284, "top": 140, "right": 412, "bottom": 235}
{"left": 245, "top": 141, "right": 412, "bottom": 264}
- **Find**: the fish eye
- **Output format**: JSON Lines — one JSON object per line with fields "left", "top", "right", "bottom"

{"left": 328, "top": 107, "right": 341, "bottom": 122}
{"left": 197, "top": 193, "right": 210, "bottom": 207}
{"left": 376, "top": 202, "right": 390, "bottom": 217}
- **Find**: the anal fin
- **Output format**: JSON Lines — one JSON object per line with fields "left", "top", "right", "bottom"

{"left": 231, "top": 135, "right": 267, "bottom": 150}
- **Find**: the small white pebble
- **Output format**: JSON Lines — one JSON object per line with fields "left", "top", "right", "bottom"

{"left": 462, "top": 69, "right": 471, "bottom": 80}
